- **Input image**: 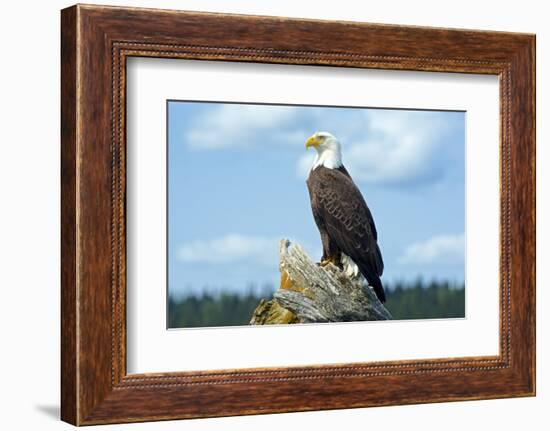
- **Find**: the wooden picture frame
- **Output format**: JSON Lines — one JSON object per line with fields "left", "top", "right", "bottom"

{"left": 61, "top": 4, "right": 535, "bottom": 425}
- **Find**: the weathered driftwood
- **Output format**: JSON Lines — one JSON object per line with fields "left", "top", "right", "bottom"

{"left": 250, "top": 239, "right": 392, "bottom": 325}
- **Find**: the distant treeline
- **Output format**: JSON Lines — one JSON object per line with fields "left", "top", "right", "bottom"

{"left": 387, "top": 280, "right": 464, "bottom": 320}
{"left": 168, "top": 280, "right": 465, "bottom": 329}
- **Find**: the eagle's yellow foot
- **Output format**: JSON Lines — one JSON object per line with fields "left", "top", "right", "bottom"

{"left": 320, "top": 256, "right": 340, "bottom": 267}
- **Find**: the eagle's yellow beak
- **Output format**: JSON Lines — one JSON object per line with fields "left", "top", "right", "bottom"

{"left": 305, "top": 135, "right": 320, "bottom": 149}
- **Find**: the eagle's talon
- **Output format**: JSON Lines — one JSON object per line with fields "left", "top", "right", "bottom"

{"left": 320, "top": 256, "right": 340, "bottom": 267}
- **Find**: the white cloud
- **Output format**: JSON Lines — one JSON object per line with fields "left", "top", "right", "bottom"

{"left": 181, "top": 102, "right": 461, "bottom": 186}
{"left": 177, "top": 233, "right": 280, "bottom": 266}
{"left": 342, "top": 110, "right": 451, "bottom": 185}
{"left": 296, "top": 152, "right": 316, "bottom": 179}
{"left": 399, "top": 233, "right": 464, "bottom": 265}
{"left": 184, "top": 104, "right": 308, "bottom": 150}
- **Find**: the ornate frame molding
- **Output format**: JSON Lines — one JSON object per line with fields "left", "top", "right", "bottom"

{"left": 61, "top": 5, "right": 535, "bottom": 425}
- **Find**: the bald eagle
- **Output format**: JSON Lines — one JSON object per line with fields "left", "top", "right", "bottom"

{"left": 305, "top": 131, "right": 386, "bottom": 303}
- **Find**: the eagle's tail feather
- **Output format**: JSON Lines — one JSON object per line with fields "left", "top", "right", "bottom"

{"left": 352, "top": 258, "right": 387, "bottom": 303}
{"left": 369, "top": 276, "right": 386, "bottom": 303}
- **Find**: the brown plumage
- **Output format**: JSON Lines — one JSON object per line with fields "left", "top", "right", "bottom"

{"left": 307, "top": 165, "right": 386, "bottom": 302}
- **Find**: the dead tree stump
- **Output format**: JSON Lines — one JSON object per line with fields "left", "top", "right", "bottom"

{"left": 250, "top": 239, "right": 392, "bottom": 324}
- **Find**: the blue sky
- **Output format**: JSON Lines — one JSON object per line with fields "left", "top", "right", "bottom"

{"left": 168, "top": 101, "right": 465, "bottom": 297}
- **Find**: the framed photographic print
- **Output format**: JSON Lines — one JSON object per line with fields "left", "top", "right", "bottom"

{"left": 61, "top": 4, "right": 535, "bottom": 425}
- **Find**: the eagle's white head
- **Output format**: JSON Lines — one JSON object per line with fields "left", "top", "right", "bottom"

{"left": 305, "top": 131, "right": 343, "bottom": 171}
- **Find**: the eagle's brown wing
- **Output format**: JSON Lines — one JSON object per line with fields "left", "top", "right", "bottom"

{"left": 309, "top": 166, "right": 385, "bottom": 301}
